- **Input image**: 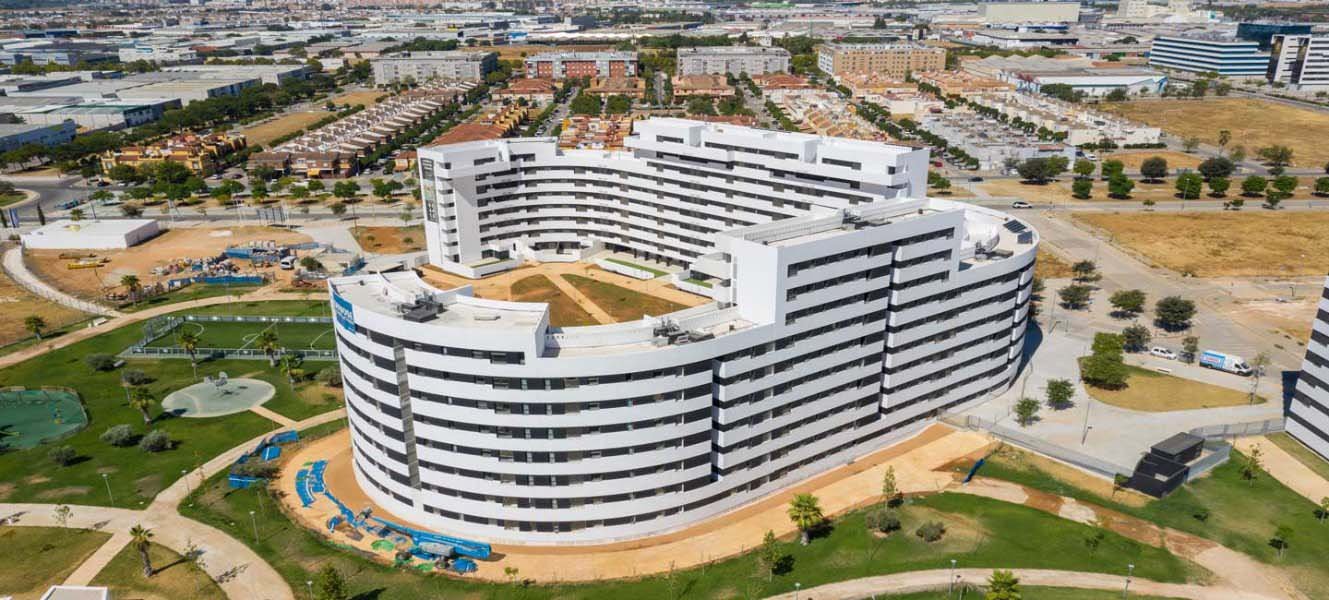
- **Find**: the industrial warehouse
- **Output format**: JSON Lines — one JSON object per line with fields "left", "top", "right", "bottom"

{"left": 326, "top": 119, "right": 1038, "bottom": 544}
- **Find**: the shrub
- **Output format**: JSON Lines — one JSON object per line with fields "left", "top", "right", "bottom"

{"left": 100, "top": 424, "right": 137, "bottom": 447}
{"left": 49, "top": 445, "right": 77, "bottom": 466}
{"left": 138, "top": 429, "right": 171, "bottom": 453}
{"left": 84, "top": 353, "right": 117, "bottom": 372}
{"left": 232, "top": 461, "right": 279, "bottom": 478}
{"left": 316, "top": 366, "right": 343, "bottom": 387}
{"left": 121, "top": 369, "right": 151, "bottom": 386}
{"left": 916, "top": 520, "right": 946, "bottom": 542}
{"left": 870, "top": 509, "right": 901, "bottom": 533}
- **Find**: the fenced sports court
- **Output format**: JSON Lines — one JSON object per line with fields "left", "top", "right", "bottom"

{"left": 126, "top": 313, "right": 337, "bottom": 361}
{"left": 0, "top": 387, "right": 88, "bottom": 450}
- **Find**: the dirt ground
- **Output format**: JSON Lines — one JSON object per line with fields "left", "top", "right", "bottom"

{"left": 0, "top": 265, "right": 89, "bottom": 346}
{"left": 25, "top": 226, "right": 311, "bottom": 300}
{"left": 352, "top": 226, "right": 424, "bottom": 254}
{"left": 331, "top": 90, "right": 386, "bottom": 108}
{"left": 239, "top": 110, "right": 334, "bottom": 146}
{"left": 276, "top": 425, "right": 995, "bottom": 582}
{"left": 1035, "top": 249, "right": 1074, "bottom": 280}
{"left": 975, "top": 179, "right": 1077, "bottom": 204}
{"left": 1105, "top": 150, "right": 1204, "bottom": 172}
{"left": 1102, "top": 98, "right": 1329, "bottom": 167}
{"left": 1074, "top": 212, "right": 1329, "bottom": 277}
{"left": 1222, "top": 294, "right": 1318, "bottom": 345}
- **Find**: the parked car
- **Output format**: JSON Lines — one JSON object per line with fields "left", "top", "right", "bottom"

{"left": 968, "top": 176, "right": 984, "bottom": 182}
{"left": 1010, "top": 201, "right": 1032, "bottom": 209}
{"left": 1149, "top": 347, "right": 1178, "bottom": 360}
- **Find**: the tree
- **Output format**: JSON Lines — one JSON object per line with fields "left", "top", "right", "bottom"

{"left": 1073, "top": 159, "right": 1095, "bottom": 179}
{"left": 314, "top": 564, "right": 349, "bottom": 600}
{"left": 1218, "top": 129, "right": 1231, "bottom": 151}
{"left": 1272, "top": 524, "right": 1293, "bottom": 558}
{"left": 1071, "top": 179, "right": 1092, "bottom": 199}
{"left": 1242, "top": 445, "right": 1263, "bottom": 485}
{"left": 129, "top": 386, "right": 155, "bottom": 425}
{"left": 1319, "top": 497, "right": 1329, "bottom": 524}
{"left": 1182, "top": 136, "right": 1201, "bottom": 152}
{"left": 1257, "top": 145, "right": 1294, "bottom": 171}
{"left": 757, "top": 530, "right": 782, "bottom": 581}
{"left": 1105, "top": 87, "right": 1128, "bottom": 101}
{"left": 101, "top": 424, "right": 136, "bottom": 447}
{"left": 1139, "top": 156, "right": 1168, "bottom": 182}
{"left": 1083, "top": 526, "right": 1106, "bottom": 554}
{"left": 1316, "top": 177, "right": 1329, "bottom": 197}
{"left": 1208, "top": 176, "right": 1230, "bottom": 197}
{"left": 1175, "top": 172, "right": 1203, "bottom": 200}
{"left": 316, "top": 365, "right": 342, "bottom": 387}
{"left": 1100, "top": 159, "right": 1124, "bottom": 180}
{"left": 1071, "top": 260, "right": 1100, "bottom": 283}
{"left": 915, "top": 520, "right": 946, "bottom": 542}
{"left": 1109, "top": 289, "right": 1146, "bottom": 316}
{"left": 1269, "top": 175, "right": 1298, "bottom": 205}
{"left": 986, "top": 569, "right": 1022, "bottom": 600}
{"left": 1242, "top": 175, "right": 1269, "bottom": 196}
{"left": 1121, "top": 324, "right": 1151, "bottom": 352}
{"left": 120, "top": 274, "right": 142, "bottom": 305}
{"left": 1015, "top": 397, "right": 1040, "bottom": 426}
{"left": 605, "top": 94, "right": 632, "bottom": 114}
{"left": 1058, "top": 284, "right": 1092, "bottom": 309}
{"left": 1197, "top": 157, "right": 1234, "bottom": 180}
{"left": 179, "top": 331, "right": 200, "bottom": 380}
{"left": 256, "top": 330, "right": 280, "bottom": 366}
{"left": 1155, "top": 296, "right": 1196, "bottom": 331}
{"left": 138, "top": 429, "right": 170, "bottom": 452}
{"left": 1230, "top": 145, "right": 1247, "bottom": 163}
{"left": 569, "top": 93, "right": 601, "bottom": 115}
{"left": 23, "top": 315, "right": 46, "bottom": 339}
{"left": 330, "top": 202, "right": 348, "bottom": 217}
{"left": 130, "top": 525, "right": 154, "bottom": 577}
{"left": 278, "top": 353, "right": 304, "bottom": 385}
{"left": 1107, "top": 174, "right": 1134, "bottom": 199}
{"left": 1182, "top": 336, "right": 1200, "bottom": 363}
{"left": 332, "top": 180, "right": 360, "bottom": 202}
{"left": 1045, "top": 378, "right": 1074, "bottom": 410}
{"left": 881, "top": 465, "right": 899, "bottom": 508}
{"left": 1015, "top": 156, "right": 1067, "bottom": 184}
{"left": 787, "top": 493, "right": 823, "bottom": 545}
{"left": 503, "top": 566, "right": 520, "bottom": 585}
{"left": 84, "top": 353, "right": 117, "bottom": 371}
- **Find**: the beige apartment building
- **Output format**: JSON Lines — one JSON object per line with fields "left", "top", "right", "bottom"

{"left": 816, "top": 43, "right": 947, "bottom": 80}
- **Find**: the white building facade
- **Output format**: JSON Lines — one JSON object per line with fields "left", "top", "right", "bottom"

{"left": 1289, "top": 276, "right": 1329, "bottom": 459}
{"left": 1148, "top": 35, "right": 1270, "bottom": 76}
{"left": 678, "top": 46, "right": 791, "bottom": 76}
{"left": 1268, "top": 34, "right": 1329, "bottom": 90}
{"left": 329, "top": 119, "right": 1037, "bottom": 544}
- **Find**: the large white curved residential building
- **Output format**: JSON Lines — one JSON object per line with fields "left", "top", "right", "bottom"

{"left": 1289, "top": 275, "right": 1329, "bottom": 459}
{"left": 329, "top": 119, "right": 1038, "bottom": 544}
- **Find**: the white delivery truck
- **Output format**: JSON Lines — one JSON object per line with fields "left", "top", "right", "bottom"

{"left": 1198, "top": 350, "right": 1252, "bottom": 376}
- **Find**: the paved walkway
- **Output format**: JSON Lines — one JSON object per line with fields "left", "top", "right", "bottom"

{"left": 2, "top": 408, "right": 346, "bottom": 600}
{"left": 765, "top": 568, "right": 1281, "bottom": 600}
{"left": 3, "top": 246, "right": 117, "bottom": 316}
{"left": 250, "top": 405, "right": 298, "bottom": 427}
{"left": 1235, "top": 436, "right": 1329, "bottom": 504}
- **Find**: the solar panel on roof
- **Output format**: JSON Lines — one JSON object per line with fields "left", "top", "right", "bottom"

{"left": 1017, "top": 231, "right": 1033, "bottom": 244}
{"left": 1003, "top": 220, "right": 1027, "bottom": 233}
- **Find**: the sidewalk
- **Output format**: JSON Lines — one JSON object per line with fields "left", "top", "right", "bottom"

{"left": 1235, "top": 436, "right": 1329, "bottom": 504}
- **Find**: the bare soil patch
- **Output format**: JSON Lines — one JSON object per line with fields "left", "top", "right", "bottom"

{"left": 0, "top": 265, "right": 88, "bottom": 347}
{"left": 1036, "top": 249, "right": 1074, "bottom": 280}
{"left": 351, "top": 226, "right": 424, "bottom": 254}
{"left": 1102, "top": 98, "right": 1329, "bottom": 167}
{"left": 239, "top": 110, "right": 334, "bottom": 146}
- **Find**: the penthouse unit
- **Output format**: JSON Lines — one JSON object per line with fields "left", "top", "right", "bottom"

{"left": 677, "top": 46, "right": 791, "bottom": 76}
{"left": 920, "top": 112, "right": 1075, "bottom": 171}
{"left": 973, "top": 92, "right": 1162, "bottom": 146}
{"left": 1289, "top": 276, "right": 1329, "bottom": 459}
{"left": 817, "top": 43, "right": 947, "bottom": 81}
{"left": 100, "top": 133, "right": 247, "bottom": 176}
{"left": 332, "top": 119, "right": 1036, "bottom": 543}
{"left": 371, "top": 52, "right": 499, "bottom": 84}
{"left": 1149, "top": 35, "right": 1270, "bottom": 77}
{"left": 1268, "top": 34, "right": 1329, "bottom": 90}
{"left": 0, "top": 120, "right": 76, "bottom": 152}
{"left": 252, "top": 93, "right": 453, "bottom": 178}
{"left": 525, "top": 52, "right": 637, "bottom": 80}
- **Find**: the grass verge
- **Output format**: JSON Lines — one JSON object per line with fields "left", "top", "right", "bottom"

{"left": 90, "top": 541, "right": 225, "bottom": 600}
{"left": 603, "top": 257, "right": 667, "bottom": 277}
{"left": 1266, "top": 432, "right": 1329, "bottom": 483}
{"left": 1082, "top": 364, "right": 1264, "bottom": 411}
{"left": 0, "top": 526, "right": 111, "bottom": 598}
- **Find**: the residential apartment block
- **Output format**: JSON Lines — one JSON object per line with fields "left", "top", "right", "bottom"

{"left": 325, "top": 120, "right": 1036, "bottom": 543}
{"left": 1148, "top": 35, "right": 1270, "bottom": 76}
{"left": 677, "top": 46, "right": 790, "bottom": 76}
{"left": 1268, "top": 34, "right": 1329, "bottom": 90}
{"left": 525, "top": 52, "right": 637, "bottom": 80}
{"left": 817, "top": 43, "right": 946, "bottom": 80}
{"left": 100, "top": 132, "right": 246, "bottom": 176}
{"left": 1289, "top": 276, "right": 1329, "bottom": 459}
{"left": 371, "top": 51, "right": 499, "bottom": 84}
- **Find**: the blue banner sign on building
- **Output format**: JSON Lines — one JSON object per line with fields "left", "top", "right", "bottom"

{"left": 333, "top": 291, "right": 355, "bottom": 332}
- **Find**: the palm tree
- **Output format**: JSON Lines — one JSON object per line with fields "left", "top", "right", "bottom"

{"left": 278, "top": 353, "right": 304, "bottom": 385}
{"left": 179, "top": 331, "right": 200, "bottom": 380}
{"left": 129, "top": 386, "right": 155, "bottom": 424}
{"left": 256, "top": 330, "right": 280, "bottom": 366}
{"left": 120, "top": 274, "right": 142, "bottom": 305}
{"left": 130, "top": 525, "right": 154, "bottom": 577}
{"left": 787, "top": 493, "right": 824, "bottom": 546}
{"left": 23, "top": 315, "right": 47, "bottom": 340}
{"left": 986, "top": 569, "right": 1021, "bottom": 600}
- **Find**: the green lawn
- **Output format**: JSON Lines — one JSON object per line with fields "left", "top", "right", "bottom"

{"left": 119, "top": 285, "right": 264, "bottom": 313}
{"left": 1081, "top": 364, "right": 1263, "bottom": 411}
{"left": 562, "top": 274, "right": 688, "bottom": 322}
{"left": 181, "top": 424, "right": 1198, "bottom": 600}
{"left": 147, "top": 321, "right": 335, "bottom": 351}
{"left": 0, "top": 301, "right": 342, "bottom": 507}
{"left": 0, "top": 526, "right": 111, "bottom": 597}
{"left": 91, "top": 541, "right": 225, "bottom": 600}
{"left": 1266, "top": 432, "right": 1329, "bottom": 483}
{"left": 186, "top": 300, "right": 330, "bottom": 318}
{"left": 0, "top": 190, "right": 27, "bottom": 207}
{"left": 968, "top": 447, "right": 1329, "bottom": 598}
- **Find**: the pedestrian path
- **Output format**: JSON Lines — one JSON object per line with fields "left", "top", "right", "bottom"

{"left": 545, "top": 270, "right": 616, "bottom": 324}
{"left": 63, "top": 531, "right": 131, "bottom": 586}
{"left": 1235, "top": 436, "right": 1329, "bottom": 504}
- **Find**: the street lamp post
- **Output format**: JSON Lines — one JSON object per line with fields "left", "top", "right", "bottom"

{"left": 101, "top": 473, "right": 113, "bottom": 504}
{"left": 1080, "top": 400, "right": 1094, "bottom": 445}
{"left": 794, "top": 582, "right": 801, "bottom": 600}
{"left": 249, "top": 510, "right": 258, "bottom": 542}
{"left": 306, "top": 580, "right": 313, "bottom": 599}
{"left": 181, "top": 469, "right": 190, "bottom": 497}
{"left": 1123, "top": 563, "right": 1134, "bottom": 599}
{"left": 949, "top": 559, "right": 957, "bottom": 596}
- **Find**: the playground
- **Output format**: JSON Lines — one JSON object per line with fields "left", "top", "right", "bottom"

{"left": 0, "top": 388, "right": 87, "bottom": 450}
{"left": 161, "top": 376, "right": 276, "bottom": 418}
{"left": 144, "top": 318, "right": 336, "bottom": 352}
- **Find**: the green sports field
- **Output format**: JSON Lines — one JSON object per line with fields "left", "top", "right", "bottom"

{"left": 148, "top": 320, "right": 336, "bottom": 351}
